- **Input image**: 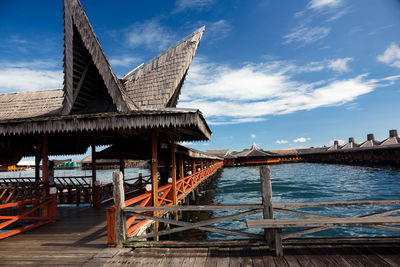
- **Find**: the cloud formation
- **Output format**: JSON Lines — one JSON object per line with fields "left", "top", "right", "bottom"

{"left": 126, "top": 20, "right": 173, "bottom": 51}
{"left": 294, "top": 137, "right": 311, "bottom": 143}
{"left": 251, "top": 134, "right": 256, "bottom": 139}
{"left": 276, "top": 140, "right": 289, "bottom": 144}
{"left": 283, "top": 26, "right": 331, "bottom": 46}
{"left": 207, "top": 20, "right": 232, "bottom": 41}
{"left": 178, "top": 58, "right": 398, "bottom": 124}
{"left": 0, "top": 60, "right": 62, "bottom": 93}
{"left": 174, "top": 0, "right": 213, "bottom": 13}
{"left": 308, "top": 0, "right": 343, "bottom": 10}
{"left": 109, "top": 56, "right": 141, "bottom": 68}
{"left": 328, "top": 57, "right": 353, "bottom": 72}
{"left": 377, "top": 43, "right": 400, "bottom": 68}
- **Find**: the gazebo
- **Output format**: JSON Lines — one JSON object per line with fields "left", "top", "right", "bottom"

{"left": 0, "top": 0, "right": 217, "bottom": 220}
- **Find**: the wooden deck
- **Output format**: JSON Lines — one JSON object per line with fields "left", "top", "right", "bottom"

{"left": 0, "top": 206, "right": 399, "bottom": 266}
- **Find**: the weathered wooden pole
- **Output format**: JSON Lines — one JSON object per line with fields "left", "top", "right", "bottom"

{"left": 260, "top": 166, "right": 282, "bottom": 256}
{"left": 42, "top": 134, "right": 49, "bottom": 183}
{"left": 179, "top": 155, "right": 184, "bottom": 179}
{"left": 170, "top": 137, "right": 178, "bottom": 219}
{"left": 192, "top": 158, "right": 196, "bottom": 174}
{"left": 151, "top": 130, "right": 159, "bottom": 240}
{"left": 119, "top": 152, "right": 125, "bottom": 178}
{"left": 201, "top": 159, "right": 204, "bottom": 170}
{"left": 92, "top": 141, "right": 100, "bottom": 207}
{"left": 113, "top": 171, "right": 126, "bottom": 248}
{"left": 35, "top": 152, "right": 40, "bottom": 183}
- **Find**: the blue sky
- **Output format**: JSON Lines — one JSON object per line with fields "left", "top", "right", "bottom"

{"left": 1, "top": 0, "right": 400, "bottom": 153}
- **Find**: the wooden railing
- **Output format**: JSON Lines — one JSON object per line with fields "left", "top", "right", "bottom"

{"left": 109, "top": 165, "right": 400, "bottom": 255}
{"left": 0, "top": 182, "right": 57, "bottom": 240}
{"left": 100, "top": 174, "right": 151, "bottom": 205}
{"left": 107, "top": 162, "right": 223, "bottom": 246}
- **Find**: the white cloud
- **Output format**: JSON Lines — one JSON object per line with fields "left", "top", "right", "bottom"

{"left": 276, "top": 140, "right": 289, "bottom": 144}
{"left": 377, "top": 43, "right": 400, "bottom": 68}
{"left": 328, "top": 57, "right": 353, "bottom": 72}
{"left": 308, "top": 0, "right": 342, "bottom": 10}
{"left": 207, "top": 20, "right": 232, "bottom": 41}
{"left": 174, "top": 0, "right": 213, "bottom": 13}
{"left": 178, "top": 58, "right": 396, "bottom": 124}
{"left": 251, "top": 134, "right": 256, "bottom": 139}
{"left": 109, "top": 56, "right": 141, "bottom": 67}
{"left": 294, "top": 137, "right": 311, "bottom": 143}
{"left": 0, "top": 61, "right": 62, "bottom": 93}
{"left": 283, "top": 26, "right": 331, "bottom": 45}
{"left": 126, "top": 20, "right": 173, "bottom": 51}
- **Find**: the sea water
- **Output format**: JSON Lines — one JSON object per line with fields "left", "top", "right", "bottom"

{"left": 3, "top": 163, "right": 400, "bottom": 239}
{"left": 200, "top": 163, "right": 400, "bottom": 240}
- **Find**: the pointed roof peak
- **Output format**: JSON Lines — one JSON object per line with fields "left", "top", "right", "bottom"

{"left": 122, "top": 26, "right": 205, "bottom": 109}
{"left": 251, "top": 142, "right": 259, "bottom": 150}
{"left": 61, "top": 0, "right": 136, "bottom": 115}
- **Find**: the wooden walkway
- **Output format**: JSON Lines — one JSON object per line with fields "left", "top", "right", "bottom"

{"left": 0, "top": 206, "right": 399, "bottom": 266}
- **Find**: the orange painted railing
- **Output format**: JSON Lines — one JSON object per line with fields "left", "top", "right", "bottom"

{"left": 107, "top": 162, "right": 223, "bottom": 245}
{"left": 0, "top": 183, "right": 57, "bottom": 240}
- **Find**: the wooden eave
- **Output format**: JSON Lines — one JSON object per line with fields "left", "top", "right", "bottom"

{"left": 0, "top": 109, "right": 211, "bottom": 141}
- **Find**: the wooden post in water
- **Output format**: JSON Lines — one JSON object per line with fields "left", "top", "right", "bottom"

{"left": 151, "top": 130, "right": 159, "bottom": 240}
{"left": 260, "top": 166, "right": 282, "bottom": 256}
{"left": 113, "top": 171, "right": 126, "bottom": 248}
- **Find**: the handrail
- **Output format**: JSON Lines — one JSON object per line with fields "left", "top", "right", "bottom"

{"left": 0, "top": 183, "right": 57, "bottom": 240}
{"left": 107, "top": 161, "right": 223, "bottom": 245}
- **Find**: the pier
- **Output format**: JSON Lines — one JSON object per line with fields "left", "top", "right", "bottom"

{"left": 219, "top": 130, "right": 400, "bottom": 167}
{"left": 0, "top": 0, "right": 399, "bottom": 265}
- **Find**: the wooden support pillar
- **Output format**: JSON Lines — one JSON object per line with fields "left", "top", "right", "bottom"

{"left": 179, "top": 155, "right": 184, "bottom": 179}
{"left": 35, "top": 152, "right": 40, "bottom": 183}
{"left": 42, "top": 133, "right": 49, "bottom": 182}
{"left": 260, "top": 166, "right": 282, "bottom": 256}
{"left": 113, "top": 171, "right": 126, "bottom": 248}
{"left": 201, "top": 159, "right": 204, "bottom": 170}
{"left": 42, "top": 134, "right": 49, "bottom": 217}
{"left": 170, "top": 137, "right": 178, "bottom": 219}
{"left": 192, "top": 158, "right": 196, "bottom": 174}
{"left": 151, "top": 130, "right": 159, "bottom": 240}
{"left": 119, "top": 152, "right": 125, "bottom": 178}
{"left": 92, "top": 142, "right": 100, "bottom": 207}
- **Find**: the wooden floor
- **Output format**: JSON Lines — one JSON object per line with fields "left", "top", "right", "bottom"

{"left": 0, "top": 206, "right": 399, "bottom": 266}
{"left": 108, "top": 243, "right": 400, "bottom": 267}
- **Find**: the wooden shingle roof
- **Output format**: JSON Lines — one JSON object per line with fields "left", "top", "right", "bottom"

{"left": 0, "top": 89, "right": 63, "bottom": 120}
{"left": 122, "top": 27, "right": 205, "bottom": 109}
{"left": 62, "top": 0, "right": 136, "bottom": 115}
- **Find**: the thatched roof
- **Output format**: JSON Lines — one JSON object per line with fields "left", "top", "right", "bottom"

{"left": 0, "top": 108, "right": 211, "bottom": 140}
{"left": 206, "top": 149, "right": 229, "bottom": 157}
{"left": 122, "top": 27, "right": 204, "bottom": 109}
{"left": 62, "top": 0, "right": 135, "bottom": 115}
{"left": 177, "top": 144, "right": 222, "bottom": 160}
{"left": 0, "top": 89, "right": 63, "bottom": 120}
{"left": 235, "top": 143, "right": 275, "bottom": 158}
